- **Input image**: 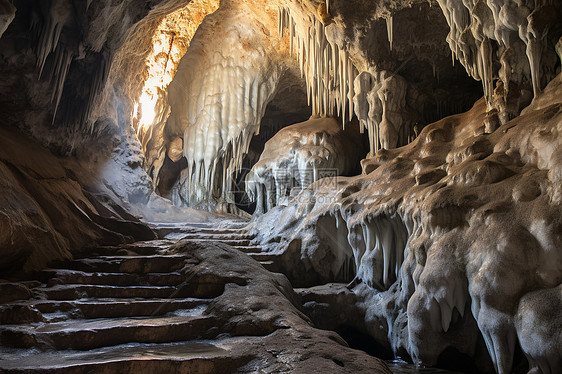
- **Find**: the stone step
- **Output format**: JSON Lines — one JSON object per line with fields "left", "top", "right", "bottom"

{"left": 193, "top": 234, "right": 254, "bottom": 241}
{"left": 259, "top": 261, "right": 279, "bottom": 272}
{"left": 0, "top": 341, "right": 241, "bottom": 374}
{"left": 248, "top": 253, "right": 280, "bottom": 262}
{"left": 27, "top": 297, "right": 208, "bottom": 319}
{"left": 182, "top": 228, "right": 250, "bottom": 236}
{"left": 231, "top": 245, "right": 263, "bottom": 254}
{"left": 202, "top": 239, "right": 254, "bottom": 247}
{"left": 164, "top": 235, "right": 255, "bottom": 246}
{"left": 0, "top": 314, "right": 216, "bottom": 350}
{"left": 82, "top": 240, "right": 175, "bottom": 257}
{"left": 33, "top": 282, "right": 224, "bottom": 300}
{"left": 42, "top": 269, "right": 185, "bottom": 287}
{"left": 34, "top": 284, "right": 180, "bottom": 300}
{"left": 162, "top": 230, "right": 254, "bottom": 239}
{"left": 152, "top": 226, "right": 252, "bottom": 239}
{"left": 50, "top": 255, "right": 188, "bottom": 274}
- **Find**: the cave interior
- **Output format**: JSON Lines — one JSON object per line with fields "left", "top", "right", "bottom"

{"left": 0, "top": 0, "right": 561, "bottom": 373}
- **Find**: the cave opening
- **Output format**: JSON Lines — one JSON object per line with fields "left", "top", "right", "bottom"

{"left": 1, "top": 0, "right": 562, "bottom": 373}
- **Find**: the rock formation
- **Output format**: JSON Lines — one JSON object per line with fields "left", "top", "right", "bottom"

{"left": 246, "top": 117, "right": 365, "bottom": 214}
{"left": 0, "top": 0, "right": 561, "bottom": 373}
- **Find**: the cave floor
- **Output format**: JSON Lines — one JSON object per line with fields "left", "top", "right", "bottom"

{"left": 0, "top": 222, "right": 393, "bottom": 373}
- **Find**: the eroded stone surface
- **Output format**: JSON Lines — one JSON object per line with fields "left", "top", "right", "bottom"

{"left": 0, "top": 235, "right": 391, "bottom": 373}
{"left": 250, "top": 74, "right": 562, "bottom": 373}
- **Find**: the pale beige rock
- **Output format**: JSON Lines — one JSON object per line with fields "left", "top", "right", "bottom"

{"left": 167, "top": 137, "right": 184, "bottom": 162}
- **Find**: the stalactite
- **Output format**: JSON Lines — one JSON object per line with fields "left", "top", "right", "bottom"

{"left": 479, "top": 38, "right": 493, "bottom": 108}
{"left": 436, "top": 0, "right": 558, "bottom": 112}
{"left": 526, "top": 37, "right": 542, "bottom": 97}
{"left": 386, "top": 15, "right": 393, "bottom": 51}
{"left": 31, "top": 0, "right": 82, "bottom": 125}
{"left": 36, "top": 0, "right": 72, "bottom": 77}
{"left": 352, "top": 70, "right": 408, "bottom": 155}
{"left": 170, "top": 38, "right": 281, "bottom": 209}
{"left": 278, "top": 6, "right": 357, "bottom": 125}
{"left": 48, "top": 47, "right": 73, "bottom": 122}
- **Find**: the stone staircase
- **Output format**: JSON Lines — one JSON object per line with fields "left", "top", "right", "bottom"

{"left": 0, "top": 225, "right": 258, "bottom": 372}
{"left": 0, "top": 242, "right": 227, "bottom": 372}
{"left": 0, "top": 223, "right": 390, "bottom": 373}
{"left": 148, "top": 223, "right": 281, "bottom": 272}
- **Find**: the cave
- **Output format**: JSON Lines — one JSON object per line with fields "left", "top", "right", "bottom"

{"left": 0, "top": 0, "right": 561, "bottom": 373}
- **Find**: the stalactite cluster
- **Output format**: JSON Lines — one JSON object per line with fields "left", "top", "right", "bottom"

{"left": 437, "top": 0, "right": 559, "bottom": 119}
{"left": 278, "top": 5, "right": 413, "bottom": 156}
{"left": 278, "top": 6, "right": 358, "bottom": 125}
{"left": 164, "top": 5, "right": 282, "bottom": 210}
{"left": 251, "top": 77, "right": 562, "bottom": 373}
{"left": 246, "top": 117, "right": 364, "bottom": 215}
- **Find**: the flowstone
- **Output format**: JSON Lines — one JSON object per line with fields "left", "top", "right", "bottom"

{"left": 246, "top": 117, "right": 365, "bottom": 214}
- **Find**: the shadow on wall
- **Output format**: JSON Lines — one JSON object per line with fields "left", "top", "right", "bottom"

{"left": 0, "top": 125, "right": 156, "bottom": 277}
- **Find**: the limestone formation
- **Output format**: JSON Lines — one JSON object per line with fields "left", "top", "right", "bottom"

{"left": 0, "top": 0, "right": 15, "bottom": 38}
{"left": 250, "top": 74, "right": 562, "bottom": 374}
{"left": 246, "top": 117, "right": 365, "bottom": 214}
{"left": 0, "top": 0, "right": 561, "bottom": 373}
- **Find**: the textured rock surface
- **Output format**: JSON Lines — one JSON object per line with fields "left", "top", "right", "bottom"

{"left": 250, "top": 73, "right": 562, "bottom": 373}
{"left": 0, "top": 1, "right": 561, "bottom": 373}
{"left": 0, "top": 234, "right": 392, "bottom": 374}
{"left": 0, "top": 0, "right": 15, "bottom": 38}
{"left": 0, "top": 125, "right": 156, "bottom": 276}
{"left": 246, "top": 117, "right": 366, "bottom": 214}
{"left": 122, "top": 0, "right": 485, "bottom": 210}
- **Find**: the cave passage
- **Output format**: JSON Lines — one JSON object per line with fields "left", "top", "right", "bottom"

{"left": 0, "top": 0, "right": 561, "bottom": 373}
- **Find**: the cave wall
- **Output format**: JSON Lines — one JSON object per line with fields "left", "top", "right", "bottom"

{"left": 0, "top": 0, "right": 222, "bottom": 275}
{"left": 0, "top": 1, "right": 561, "bottom": 371}
{"left": 246, "top": 1, "right": 562, "bottom": 372}
{"left": 0, "top": 125, "right": 156, "bottom": 277}
{"left": 133, "top": 0, "right": 488, "bottom": 210}
{"left": 250, "top": 71, "right": 562, "bottom": 374}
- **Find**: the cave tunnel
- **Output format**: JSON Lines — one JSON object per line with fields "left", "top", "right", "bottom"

{"left": 0, "top": 0, "right": 561, "bottom": 373}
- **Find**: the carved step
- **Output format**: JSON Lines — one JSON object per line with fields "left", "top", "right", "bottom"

{"left": 26, "top": 298, "right": 209, "bottom": 319}
{"left": 41, "top": 269, "right": 185, "bottom": 287}
{"left": 231, "top": 245, "right": 264, "bottom": 253}
{"left": 0, "top": 341, "right": 242, "bottom": 373}
{"left": 151, "top": 225, "right": 253, "bottom": 239}
{"left": 33, "top": 282, "right": 224, "bottom": 300}
{"left": 50, "top": 255, "right": 188, "bottom": 274}
{"left": 165, "top": 235, "right": 256, "bottom": 246}
{"left": 0, "top": 314, "right": 217, "bottom": 350}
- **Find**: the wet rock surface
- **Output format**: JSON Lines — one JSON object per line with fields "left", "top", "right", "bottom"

{"left": 0, "top": 225, "right": 391, "bottom": 374}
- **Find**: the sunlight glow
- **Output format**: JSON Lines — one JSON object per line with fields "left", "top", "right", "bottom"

{"left": 133, "top": 0, "right": 220, "bottom": 136}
